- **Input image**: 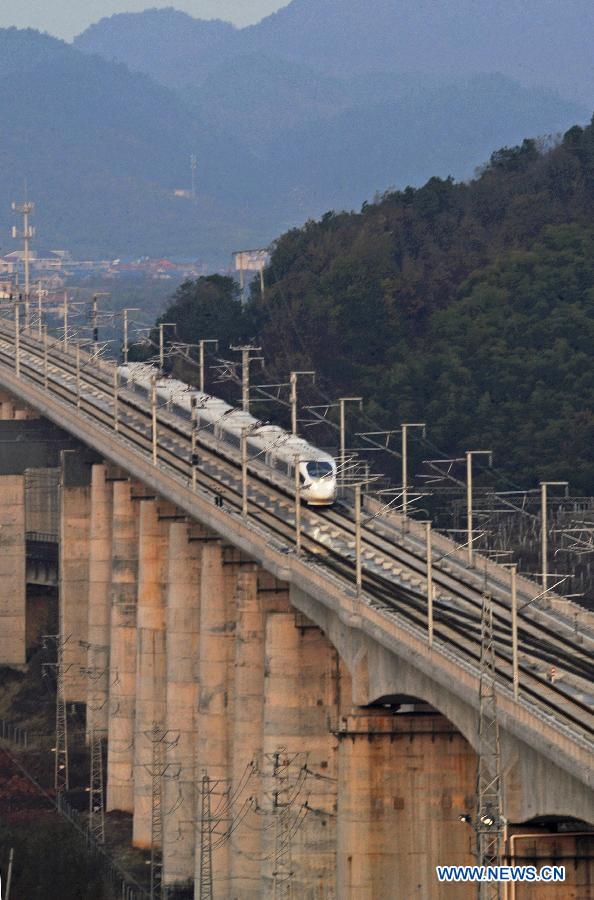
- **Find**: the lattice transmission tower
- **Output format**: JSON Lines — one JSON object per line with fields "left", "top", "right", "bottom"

{"left": 42, "top": 633, "right": 71, "bottom": 794}
{"left": 199, "top": 774, "right": 214, "bottom": 900}
{"left": 476, "top": 587, "right": 504, "bottom": 900}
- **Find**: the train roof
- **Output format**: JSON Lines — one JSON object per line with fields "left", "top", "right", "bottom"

{"left": 272, "top": 437, "right": 334, "bottom": 465}
{"left": 117, "top": 364, "right": 335, "bottom": 466}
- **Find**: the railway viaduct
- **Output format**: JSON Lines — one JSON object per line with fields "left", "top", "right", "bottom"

{"left": 0, "top": 324, "right": 592, "bottom": 898}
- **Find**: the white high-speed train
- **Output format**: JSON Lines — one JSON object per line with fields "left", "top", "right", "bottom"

{"left": 118, "top": 363, "right": 337, "bottom": 505}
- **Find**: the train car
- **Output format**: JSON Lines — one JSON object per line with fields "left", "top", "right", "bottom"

{"left": 117, "top": 363, "right": 337, "bottom": 505}
{"left": 270, "top": 437, "right": 337, "bottom": 505}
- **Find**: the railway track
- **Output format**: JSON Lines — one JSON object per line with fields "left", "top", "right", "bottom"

{"left": 0, "top": 323, "right": 592, "bottom": 741}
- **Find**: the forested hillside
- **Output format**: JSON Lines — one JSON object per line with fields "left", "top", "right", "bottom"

{"left": 154, "top": 119, "right": 594, "bottom": 493}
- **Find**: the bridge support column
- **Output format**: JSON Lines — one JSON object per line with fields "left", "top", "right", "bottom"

{"left": 162, "top": 522, "right": 201, "bottom": 890}
{"left": 107, "top": 479, "right": 139, "bottom": 813}
{"left": 59, "top": 452, "right": 91, "bottom": 701}
{"left": 132, "top": 498, "right": 170, "bottom": 849}
{"left": 261, "top": 608, "right": 339, "bottom": 897}
{"left": 228, "top": 565, "right": 264, "bottom": 899}
{"left": 86, "top": 464, "right": 113, "bottom": 734}
{"left": 0, "top": 475, "right": 26, "bottom": 665}
{"left": 194, "top": 540, "right": 235, "bottom": 894}
{"left": 336, "top": 709, "right": 475, "bottom": 899}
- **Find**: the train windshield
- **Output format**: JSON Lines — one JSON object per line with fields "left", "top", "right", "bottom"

{"left": 306, "top": 460, "right": 333, "bottom": 479}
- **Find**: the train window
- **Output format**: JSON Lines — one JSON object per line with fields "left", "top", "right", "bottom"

{"left": 306, "top": 461, "right": 333, "bottom": 479}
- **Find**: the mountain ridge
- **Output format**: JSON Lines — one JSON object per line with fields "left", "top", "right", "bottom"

{"left": 74, "top": 0, "right": 594, "bottom": 105}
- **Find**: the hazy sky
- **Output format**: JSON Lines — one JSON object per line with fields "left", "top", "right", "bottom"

{"left": 0, "top": 0, "right": 288, "bottom": 41}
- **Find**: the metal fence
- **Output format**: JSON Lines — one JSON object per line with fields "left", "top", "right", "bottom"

{"left": 0, "top": 723, "right": 150, "bottom": 899}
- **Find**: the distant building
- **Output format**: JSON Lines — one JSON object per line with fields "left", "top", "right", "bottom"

{"left": 0, "top": 278, "right": 15, "bottom": 298}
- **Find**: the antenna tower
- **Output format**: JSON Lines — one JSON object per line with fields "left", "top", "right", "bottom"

{"left": 190, "top": 154, "right": 198, "bottom": 198}
{"left": 11, "top": 199, "right": 35, "bottom": 328}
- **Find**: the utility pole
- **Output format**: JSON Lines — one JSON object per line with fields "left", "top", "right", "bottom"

{"left": 466, "top": 450, "right": 492, "bottom": 567}
{"left": 289, "top": 371, "right": 315, "bottom": 436}
{"left": 63, "top": 292, "right": 69, "bottom": 350}
{"left": 14, "top": 298, "right": 20, "bottom": 377}
{"left": 400, "top": 423, "right": 425, "bottom": 524}
{"left": 113, "top": 368, "right": 119, "bottom": 432}
{"left": 191, "top": 396, "right": 199, "bottom": 491}
{"left": 5, "top": 847, "right": 14, "bottom": 900}
{"left": 294, "top": 455, "right": 302, "bottom": 556}
{"left": 198, "top": 339, "right": 218, "bottom": 393}
{"left": 151, "top": 377, "right": 158, "bottom": 465}
{"left": 338, "top": 397, "right": 363, "bottom": 483}
{"left": 354, "top": 483, "right": 362, "bottom": 599}
{"left": 76, "top": 342, "right": 81, "bottom": 409}
{"left": 90, "top": 293, "right": 110, "bottom": 356}
{"left": 199, "top": 774, "right": 214, "bottom": 900}
{"left": 230, "top": 345, "right": 264, "bottom": 412}
{"left": 241, "top": 427, "right": 249, "bottom": 517}
{"left": 540, "top": 481, "right": 569, "bottom": 594}
{"left": 37, "top": 280, "right": 44, "bottom": 338}
{"left": 121, "top": 308, "right": 140, "bottom": 365}
{"left": 476, "top": 584, "right": 503, "bottom": 900}
{"left": 507, "top": 564, "right": 519, "bottom": 700}
{"left": 425, "top": 522, "right": 434, "bottom": 647}
{"left": 12, "top": 199, "right": 35, "bottom": 329}
{"left": 43, "top": 324, "right": 49, "bottom": 390}
{"left": 158, "top": 322, "right": 177, "bottom": 370}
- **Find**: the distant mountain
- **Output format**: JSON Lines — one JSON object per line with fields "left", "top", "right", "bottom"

{"left": 75, "top": 0, "right": 594, "bottom": 106}
{"left": 0, "top": 28, "right": 273, "bottom": 260}
{"left": 2, "top": 5, "right": 590, "bottom": 263}
{"left": 264, "top": 75, "right": 586, "bottom": 212}
{"left": 74, "top": 9, "right": 236, "bottom": 93}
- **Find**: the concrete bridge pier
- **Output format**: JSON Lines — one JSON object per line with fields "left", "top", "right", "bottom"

{"left": 0, "top": 473, "right": 26, "bottom": 665}
{"left": 59, "top": 450, "right": 91, "bottom": 702}
{"left": 132, "top": 497, "right": 171, "bottom": 848}
{"left": 86, "top": 464, "right": 114, "bottom": 736}
{"left": 260, "top": 609, "right": 339, "bottom": 898}
{"left": 194, "top": 540, "right": 235, "bottom": 893}
{"left": 162, "top": 521, "right": 201, "bottom": 891}
{"left": 335, "top": 705, "right": 476, "bottom": 899}
{"left": 228, "top": 565, "right": 264, "bottom": 899}
{"left": 107, "top": 478, "right": 139, "bottom": 813}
